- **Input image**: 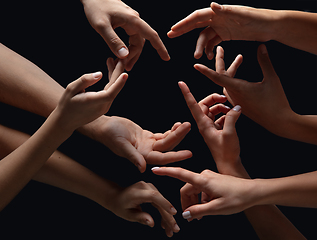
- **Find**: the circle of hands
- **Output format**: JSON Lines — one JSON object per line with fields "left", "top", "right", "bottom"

{"left": 65, "top": 1, "right": 294, "bottom": 237}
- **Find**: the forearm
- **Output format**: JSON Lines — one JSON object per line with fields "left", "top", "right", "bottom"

{"left": 254, "top": 171, "right": 317, "bottom": 208}
{"left": 217, "top": 160, "right": 305, "bottom": 239}
{"left": 0, "top": 110, "right": 72, "bottom": 210}
{"left": 0, "top": 124, "right": 119, "bottom": 211}
{"left": 0, "top": 43, "right": 63, "bottom": 117}
{"left": 271, "top": 113, "right": 317, "bottom": 145}
{"left": 273, "top": 10, "right": 317, "bottom": 55}
{"left": 32, "top": 151, "right": 120, "bottom": 210}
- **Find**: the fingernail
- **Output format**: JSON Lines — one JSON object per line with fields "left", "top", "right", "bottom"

{"left": 151, "top": 166, "right": 160, "bottom": 171}
{"left": 92, "top": 71, "right": 102, "bottom": 79}
{"left": 170, "top": 207, "right": 177, "bottom": 215}
{"left": 182, "top": 211, "right": 192, "bottom": 219}
{"left": 212, "top": 2, "right": 222, "bottom": 10}
{"left": 118, "top": 47, "right": 129, "bottom": 58}
{"left": 174, "top": 223, "right": 180, "bottom": 232}
{"left": 220, "top": 95, "right": 227, "bottom": 98}
{"left": 232, "top": 105, "right": 241, "bottom": 112}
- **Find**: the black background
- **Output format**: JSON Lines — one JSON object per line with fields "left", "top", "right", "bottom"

{"left": 0, "top": 0, "right": 317, "bottom": 239}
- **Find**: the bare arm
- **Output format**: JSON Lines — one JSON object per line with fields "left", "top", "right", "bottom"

{"left": 168, "top": 3, "right": 317, "bottom": 58}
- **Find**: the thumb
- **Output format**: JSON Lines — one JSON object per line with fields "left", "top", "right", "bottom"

{"left": 100, "top": 24, "right": 130, "bottom": 59}
{"left": 223, "top": 105, "right": 242, "bottom": 133}
{"left": 65, "top": 72, "right": 102, "bottom": 96}
{"left": 127, "top": 209, "right": 155, "bottom": 227}
{"left": 119, "top": 139, "right": 147, "bottom": 173}
{"left": 182, "top": 201, "right": 217, "bottom": 220}
{"left": 257, "top": 44, "right": 277, "bottom": 79}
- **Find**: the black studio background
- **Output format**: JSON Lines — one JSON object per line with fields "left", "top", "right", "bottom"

{"left": 0, "top": 0, "right": 317, "bottom": 239}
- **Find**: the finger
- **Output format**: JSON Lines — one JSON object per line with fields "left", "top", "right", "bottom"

{"left": 105, "top": 60, "right": 125, "bottom": 90}
{"left": 132, "top": 18, "right": 170, "bottom": 61}
{"left": 125, "top": 34, "right": 145, "bottom": 71}
{"left": 183, "top": 200, "right": 221, "bottom": 220}
{"left": 257, "top": 44, "right": 276, "bottom": 79}
{"left": 194, "top": 27, "right": 217, "bottom": 59}
{"left": 152, "top": 167, "right": 204, "bottom": 188}
{"left": 223, "top": 105, "right": 241, "bottom": 134}
{"left": 146, "top": 150, "right": 192, "bottom": 165}
{"left": 127, "top": 208, "right": 155, "bottom": 227}
{"left": 106, "top": 58, "right": 115, "bottom": 80}
{"left": 198, "top": 93, "right": 227, "bottom": 115}
{"left": 178, "top": 81, "right": 206, "bottom": 124}
{"left": 180, "top": 183, "right": 200, "bottom": 212}
{"left": 139, "top": 186, "right": 177, "bottom": 216}
{"left": 102, "top": 72, "right": 128, "bottom": 100}
{"left": 99, "top": 22, "right": 130, "bottom": 59}
{"left": 227, "top": 54, "right": 243, "bottom": 78}
{"left": 168, "top": 8, "right": 213, "bottom": 38}
{"left": 118, "top": 138, "right": 147, "bottom": 173}
{"left": 214, "top": 115, "right": 226, "bottom": 130}
{"left": 215, "top": 45, "right": 225, "bottom": 73}
{"left": 194, "top": 63, "right": 242, "bottom": 89}
{"left": 205, "top": 35, "right": 222, "bottom": 60}
{"left": 153, "top": 122, "right": 191, "bottom": 152}
{"left": 208, "top": 104, "right": 231, "bottom": 120}
{"left": 65, "top": 72, "right": 103, "bottom": 97}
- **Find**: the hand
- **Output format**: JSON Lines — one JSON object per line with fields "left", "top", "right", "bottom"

{"left": 152, "top": 167, "right": 255, "bottom": 220}
{"left": 168, "top": 2, "right": 276, "bottom": 59}
{"left": 55, "top": 61, "right": 127, "bottom": 132}
{"left": 81, "top": 0, "right": 170, "bottom": 71}
{"left": 194, "top": 44, "right": 293, "bottom": 138}
{"left": 109, "top": 181, "right": 180, "bottom": 237}
{"left": 178, "top": 81, "right": 241, "bottom": 173}
{"left": 94, "top": 116, "right": 192, "bottom": 173}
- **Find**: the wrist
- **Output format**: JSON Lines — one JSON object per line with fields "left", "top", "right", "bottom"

{"left": 77, "top": 115, "right": 111, "bottom": 141}
{"left": 216, "top": 157, "right": 250, "bottom": 179}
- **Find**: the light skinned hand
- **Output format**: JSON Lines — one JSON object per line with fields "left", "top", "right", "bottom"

{"left": 178, "top": 81, "right": 242, "bottom": 172}
{"left": 109, "top": 181, "right": 180, "bottom": 237}
{"left": 55, "top": 60, "right": 127, "bottom": 132}
{"left": 194, "top": 44, "right": 293, "bottom": 138}
{"left": 168, "top": 2, "right": 275, "bottom": 59}
{"left": 81, "top": 0, "right": 170, "bottom": 71}
{"left": 152, "top": 167, "right": 255, "bottom": 220}
{"left": 85, "top": 58, "right": 193, "bottom": 173}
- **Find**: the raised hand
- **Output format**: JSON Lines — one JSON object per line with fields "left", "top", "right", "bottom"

{"left": 81, "top": 0, "right": 170, "bottom": 71}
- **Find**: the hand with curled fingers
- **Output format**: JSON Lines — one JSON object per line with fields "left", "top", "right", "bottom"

{"left": 194, "top": 44, "right": 294, "bottom": 141}
{"left": 178, "top": 80, "right": 242, "bottom": 174}
{"left": 168, "top": 2, "right": 276, "bottom": 59}
{"left": 108, "top": 181, "right": 180, "bottom": 237}
{"left": 55, "top": 60, "right": 127, "bottom": 133}
{"left": 152, "top": 167, "right": 255, "bottom": 221}
{"left": 81, "top": 0, "right": 170, "bottom": 71}
{"left": 84, "top": 58, "right": 193, "bottom": 173}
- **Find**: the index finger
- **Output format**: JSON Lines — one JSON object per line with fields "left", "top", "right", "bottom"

{"left": 178, "top": 81, "right": 206, "bottom": 124}
{"left": 133, "top": 18, "right": 170, "bottom": 61}
{"left": 152, "top": 167, "right": 203, "bottom": 188}
{"left": 168, "top": 8, "right": 213, "bottom": 38}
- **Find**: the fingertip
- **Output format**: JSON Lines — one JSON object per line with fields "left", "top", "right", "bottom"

{"left": 118, "top": 47, "right": 129, "bottom": 59}
{"left": 232, "top": 105, "right": 241, "bottom": 112}
{"left": 92, "top": 71, "right": 103, "bottom": 79}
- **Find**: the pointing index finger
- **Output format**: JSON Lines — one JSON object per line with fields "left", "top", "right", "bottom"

{"left": 168, "top": 8, "right": 213, "bottom": 38}
{"left": 152, "top": 167, "right": 203, "bottom": 188}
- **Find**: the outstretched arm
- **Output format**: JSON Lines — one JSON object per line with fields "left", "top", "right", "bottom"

{"left": 0, "top": 69, "right": 127, "bottom": 210}
{"left": 0, "top": 43, "right": 192, "bottom": 172}
{"left": 168, "top": 2, "right": 317, "bottom": 58}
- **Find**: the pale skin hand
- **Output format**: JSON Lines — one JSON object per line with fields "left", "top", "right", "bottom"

{"left": 81, "top": 0, "right": 170, "bottom": 71}
{"left": 168, "top": 2, "right": 276, "bottom": 59}
{"left": 87, "top": 58, "right": 193, "bottom": 173}
{"left": 152, "top": 167, "right": 256, "bottom": 220}
{"left": 178, "top": 81, "right": 242, "bottom": 175}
